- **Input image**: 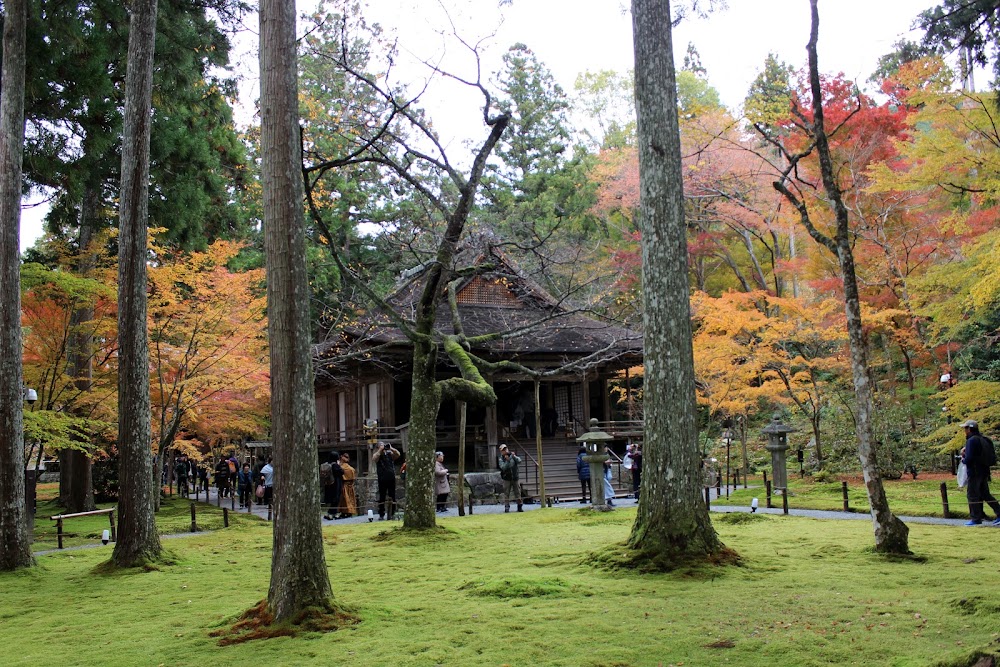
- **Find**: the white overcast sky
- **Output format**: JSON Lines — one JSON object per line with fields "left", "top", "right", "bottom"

{"left": 19, "top": 0, "right": 939, "bottom": 250}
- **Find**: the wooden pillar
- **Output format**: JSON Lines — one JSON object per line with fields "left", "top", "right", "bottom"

{"left": 581, "top": 373, "right": 591, "bottom": 425}
{"left": 483, "top": 375, "right": 498, "bottom": 471}
{"left": 625, "top": 367, "right": 633, "bottom": 419}
{"left": 602, "top": 377, "right": 611, "bottom": 423}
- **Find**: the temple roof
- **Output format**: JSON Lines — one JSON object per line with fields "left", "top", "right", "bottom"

{"left": 314, "top": 240, "right": 643, "bottom": 383}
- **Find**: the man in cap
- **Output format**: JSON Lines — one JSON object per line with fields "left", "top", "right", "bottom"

{"left": 498, "top": 444, "right": 523, "bottom": 513}
{"left": 959, "top": 419, "right": 1000, "bottom": 526}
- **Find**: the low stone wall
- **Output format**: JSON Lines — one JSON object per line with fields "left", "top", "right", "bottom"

{"left": 462, "top": 471, "right": 504, "bottom": 506}
{"left": 353, "top": 472, "right": 505, "bottom": 515}
{"left": 354, "top": 476, "right": 406, "bottom": 516}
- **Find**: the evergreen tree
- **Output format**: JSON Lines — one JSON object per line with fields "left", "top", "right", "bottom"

{"left": 744, "top": 53, "right": 795, "bottom": 136}
{"left": 628, "top": 0, "right": 724, "bottom": 566}
{"left": 0, "top": 0, "right": 34, "bottom": 571}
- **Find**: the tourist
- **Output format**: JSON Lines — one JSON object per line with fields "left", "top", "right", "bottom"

{"left": 260, "top": 457, "right": 274, "bottom": 505}
{"left": 576, "top": 446, "right": 590, "bottom": 503}
{"left": 237, "top": 462, "right": 254, "bottom": 508}
{"left": 322, "top": 453, "right": 344, "bottom": 521}
{"left": 603, "top": 447, "right": 615, "bottom": 506}
{"left": 174, "top": 455, "right": 189, "bottom": 497}
{"left": 197, "top": 462, "right": 210, "bottom": 495}
{"left": 214, "top": 456, "right": 231, "bottom": 498}
{"left": 631, "top": 443, "right": 642, "bottom": 502}
{"left": 338, "top": 452, "right": 357, "bottom": 518}
{"left": 498, "top": 444, "right": 523, "bottom": 513}
{"left": 960, "top": 420, "right": 1000, "bottom": 526}
{"left": 373, "top": 441, "right": 400, "bottom": 520}
{"left": 434, "top": 451, "right": 450, "bottom": 513}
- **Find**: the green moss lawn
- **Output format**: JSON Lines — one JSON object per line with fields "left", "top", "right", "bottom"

{"left": 3, "top": 499, "right": 1000, "bottom": 666}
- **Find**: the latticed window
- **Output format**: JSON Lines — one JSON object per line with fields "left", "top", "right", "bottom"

{"left": 456, "top": 276, "right": 522, "bottom": 308}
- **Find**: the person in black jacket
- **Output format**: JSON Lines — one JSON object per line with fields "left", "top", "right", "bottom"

{"left": 373, "top": 442, "right": 400, "bottom": 520}
{"left": 960, "top": 419, "right": 1000, "bottom": 526}
{"left": 323, "top": 452, "right": 344, "bottom": 520}
{"left": 214, "top": 457, "right": 231, "bottom": 498}
{"left": 576, "top": 446, "right": 590, "bottom": 503}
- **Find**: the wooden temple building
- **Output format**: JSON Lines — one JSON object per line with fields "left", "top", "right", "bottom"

{"left": 313, "top": 244, "right": 644, "bottom": 500}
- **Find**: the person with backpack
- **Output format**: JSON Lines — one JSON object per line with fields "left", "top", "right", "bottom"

{"left": 959, "top": 419, "right": 1000, "bottom": 526}
{"left": 214, "top": 456, "right": 231, "bottom": 498}
{"left": 373, "top": 442, "right": 400, "bottom": 520}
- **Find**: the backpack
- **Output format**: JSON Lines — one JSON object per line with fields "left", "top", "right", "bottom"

{"left": 320, "top": 462, "right": 333, "bottom": 485}
{"left": 228, "top": 460, "right": 237, "bottom": 474}
{"left": 982, "top": 436, "right": 997, "bottom": 467}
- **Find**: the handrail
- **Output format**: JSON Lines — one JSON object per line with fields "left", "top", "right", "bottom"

{"left": 50, "top": 507, "right": 117, "bottom": 549}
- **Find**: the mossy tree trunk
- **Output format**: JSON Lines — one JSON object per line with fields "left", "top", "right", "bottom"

{"left": 0, "top": 0, "right": 34, "bottom": 572}
{"left": 112, "top": 0, "right": 162, "bottom": 568}
{"left": 626, "top": 0, "right": 724, "bottom": 562}
{"left": 259, "top": 0, "right": 334, "bottom": 619}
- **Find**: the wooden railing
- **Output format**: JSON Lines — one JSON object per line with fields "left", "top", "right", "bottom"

{"left": 50, "top": 508, "right": 116, "bottom": 550}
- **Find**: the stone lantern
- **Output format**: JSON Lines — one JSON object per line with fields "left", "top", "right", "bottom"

{"left": 762, "top": 414, "right": 796, "bottom": 491}
{"left": 577, "top": 418, "right": 613, "bottom": 511}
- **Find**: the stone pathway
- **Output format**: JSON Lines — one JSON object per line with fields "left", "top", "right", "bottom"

{"left": 34, "top": 482, "right": 991, "bottom": 556}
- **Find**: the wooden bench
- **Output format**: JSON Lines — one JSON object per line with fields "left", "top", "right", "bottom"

{"left": 50, "top": 508, "right": 116, "bottom": 549}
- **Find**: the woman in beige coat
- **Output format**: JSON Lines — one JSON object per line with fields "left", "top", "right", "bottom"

{"left": 434, "top": 451, "right": 451, "bottom": 513}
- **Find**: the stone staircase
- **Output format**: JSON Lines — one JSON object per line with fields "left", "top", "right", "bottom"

{"left": 508, "top": 440, "right": 633, "bottom": 502}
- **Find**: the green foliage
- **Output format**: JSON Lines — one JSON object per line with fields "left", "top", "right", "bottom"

{"left": 573, "top": 68, "right": 636, "bottom": 149}
{"left": 21, "top": 0, "right": 249, "bottom": 250}
{"left": 22, "top": 410, "right": 103, "bottom": 457}
{"left": 871, "top": 38, "right": 943, "bottom": 83}
{"left": 911, "top": 230, "right": 1000, "bottom": 364}
{"left": 744, "top": 52, "right": 794, "bottom": 135}
{"left": 920, "top": 0, "right": 1000, "bottom": 99}
{"left": 921, "top": 380, "right": 1000, "bottom": 452}
{"left": 675, "top": 69, "right": 722, "bottom": 119}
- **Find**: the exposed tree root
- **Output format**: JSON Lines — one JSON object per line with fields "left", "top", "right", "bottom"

{"left": 210, "top": 599, "right": 359, "bottom": 645}
{"left": 370, "top": 525, "right": 455, "bottom": 543}
{"left": 92, "top": 551, "right": 177, "bottom": 575}
{"left": 590, "top": 542, "right": 742, "bottom": 575}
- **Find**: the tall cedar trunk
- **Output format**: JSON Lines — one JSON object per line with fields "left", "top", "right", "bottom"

{"left": 111, "top": 0, "right": 162, "bottom": 567}
{"left": 0, "top": 0, "right": 34, "bottom": 571}
{"left": 404, "top": 339, "right": 441, "bottom": 529}
{"left": 805, "top": 0, "right": 907, "bottom": 552}
{"left": 259, "top": 0, "right": 333, "bottom": 620}
{"left": 627, "top": 0, "right": 722, "bottom": 560}
{"left": 64, "top": 188, "right": 100, "bottom": 513}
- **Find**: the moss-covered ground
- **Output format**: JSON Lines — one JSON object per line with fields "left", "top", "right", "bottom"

{"left": 718, "top": 473, "right": 975, "bottom": 519}
{"left": 4, "top": 499, "right": 1000, "bottom": 666}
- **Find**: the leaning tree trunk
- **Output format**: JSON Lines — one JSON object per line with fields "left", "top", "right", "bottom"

{"left": 840, "top": 245, "right": 909, "bottom": 552}
{"left": 0, "top": 0, "right": 34, "bottom": 571}
{"left": 804, "top": 0, "right": 908, "bottom": 553}
{"left": 403, "top": 339, "right": 441, "bottom": 530}
{"left": 260, "top": 0, "right": 333, "bottom": 621}
{"left": 627, "top": 0, "right": 723, "bottom": 563}
{"left": 111, "top": 0, "right": 162, "bottom": 567}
